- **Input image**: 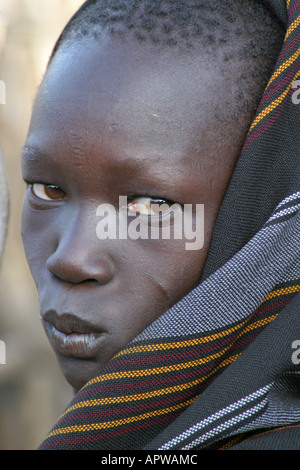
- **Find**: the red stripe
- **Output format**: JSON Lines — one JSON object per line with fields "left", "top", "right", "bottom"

{"left": 77, "top": 296, "right": 293, "bottom": 404}
{"left": 259, "top": 58, "right": 300, "bottom": 109}
{"left": 82, "top": 298, "right": 289, "bottom": 387}
{"left": 288, "top": 0, "right": 300, "bottom": 20}
{"left": 40, "top": 410, "right": 183, "bottom": 449}
{"left": 243, "top": 98, "right": 286, "bottom": 148}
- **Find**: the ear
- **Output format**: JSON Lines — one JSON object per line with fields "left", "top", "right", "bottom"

{"left": 0, "top": 146, "right": 9, "bottom": 262}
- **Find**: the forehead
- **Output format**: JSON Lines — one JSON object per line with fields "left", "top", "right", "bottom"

{"left": 29, "top": 35, "right": 238, "bottom": 160}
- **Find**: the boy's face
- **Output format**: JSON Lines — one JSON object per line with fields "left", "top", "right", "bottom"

{"left": 21, "top": 35, "right": 248, "bottom": 391}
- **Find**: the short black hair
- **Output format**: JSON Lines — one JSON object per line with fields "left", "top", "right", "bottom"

{"left": 47, "top": 0, "right": 285, "bottom": 128}
{"left": 50, "top": 0, "right": 284, "bottom": 61}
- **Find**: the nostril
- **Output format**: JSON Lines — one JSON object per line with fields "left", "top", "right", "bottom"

{"left": 46, "top": 252, "right": 114, "bottom": 285}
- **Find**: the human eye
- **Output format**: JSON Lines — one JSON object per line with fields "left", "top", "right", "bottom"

{"left": 126, "top": 197, "right": 176, "bottom": 216}
{"left": 30, "top": 183, "right": 66, "bottom": 201}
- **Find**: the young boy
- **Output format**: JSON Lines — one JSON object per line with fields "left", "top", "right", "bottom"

{"left": 21, "top": 0, "right": 300, "bottom": 450}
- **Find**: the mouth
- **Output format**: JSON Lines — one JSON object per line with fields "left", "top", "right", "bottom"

{"left": 42, "top": 311, "right": 107, "bottom": 359}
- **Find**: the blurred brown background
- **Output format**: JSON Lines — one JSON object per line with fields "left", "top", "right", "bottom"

{"left": 0, "top": 0, "right": 85, "bottom": 450}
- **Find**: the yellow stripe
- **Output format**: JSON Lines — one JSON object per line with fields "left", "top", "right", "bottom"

{"left": 46, "top": 271, "right": 299, "bottom": 440}
{"left": 242, "top": 313, "right": 277, "bottom": 333}
{"left": 78, "top": 307, "right": 281, "bottom": 392}
{"left": 249, "top": 70, "right": 300, "bottom": 132}
{"left": 261, "top": 18, "right": 300, "bottom": 96}
{"left": 50, "top": 315, "right": 278, "bottom": 437}
{"left": 263, "top": 284, "right": 300, "bottom": 302}
{"left": 63, "top": 313, "right": 276, "bottom": 415}
{"left": 61, "top": 353, "right": 240, "bottom": 417}
{"left": 115, "top": 322, "right": 247, "bottom": 357}
{"left": 287, "top": 0, "right": 291, "bottom": 8}
{"left": 219, "top": 435, "right": 242, "bottom": 450}
{"left": 286, "top": 15, "right": 300, "bottom": 40}
{"left": 115, "top": 307, "right": 275, "bottom": 358}
{"left": 109, "top": 287, "right": 288, "bottom": 359}
{"left": 267, "top": 47, "right": 300, "bottom": 87}
{"left": 47, "top": 354, "right": 240, "bottom": 438}
{"left": 46, "top": 397, "right": 196, "bottom": 438}
{"left": 83, "top": 314, "right": 277, "bottom": 390}
{"left": 85, "top": 349, "right": 231, "bottom": 385}
{"left": 249, "top": 12, "right": 300, "bottom": 135}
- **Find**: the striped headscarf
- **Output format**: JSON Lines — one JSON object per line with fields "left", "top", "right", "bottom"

{"left": 39, "top": 0, "right": 300, "bottom": 450}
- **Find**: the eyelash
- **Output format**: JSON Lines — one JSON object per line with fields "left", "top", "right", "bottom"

{"left": 126, "top": 196, "right": 175, "bottom": 216}
{"left": 30, "top": 183, "right": 67, "bottom": 201}
{"left": 28, "top": 183, "right": 176, "bottom": 215}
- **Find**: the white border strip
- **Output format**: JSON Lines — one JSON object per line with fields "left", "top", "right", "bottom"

{"left": 158, "top": 384, "right": 271, "bottom": 450}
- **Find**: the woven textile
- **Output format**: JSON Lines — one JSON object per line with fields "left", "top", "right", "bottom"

{"left": 39, "top": 0, "right": 300, "bottom": 450}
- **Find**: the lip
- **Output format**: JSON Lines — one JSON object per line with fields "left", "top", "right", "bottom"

{"left": 42, "top": 311, "right": 106, "bottom": 359}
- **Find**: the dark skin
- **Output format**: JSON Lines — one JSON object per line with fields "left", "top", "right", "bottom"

{"left": 21, "top": 34, "right": 257, "bottom": 392}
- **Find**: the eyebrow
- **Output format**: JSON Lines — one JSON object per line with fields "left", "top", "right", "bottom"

{"left": 20, "top": 142, "right": 188, "bottom": 199}
{"left": 21, "top": 138, "right": 191, "bottom": 195}
{"left": 21, "top": 144, "right": 48, "bottom": 162}
{"left": 21, "top": 144, "right": 61, "bottom": 179}
{"left": 21, "top": 143, "right": 167, "bottom": 173}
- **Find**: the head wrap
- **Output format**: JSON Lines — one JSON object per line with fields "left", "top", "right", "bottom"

{"left": 39, "top": 0, "right": 300, "bottom": 450}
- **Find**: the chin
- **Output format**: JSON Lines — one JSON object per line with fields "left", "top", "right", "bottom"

{"left": 57, "top": 354, "right": 103, "bottom": 393}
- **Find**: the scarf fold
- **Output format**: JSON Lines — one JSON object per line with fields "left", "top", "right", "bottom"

{"left": 39, "top": 0, "right": 300, "bottom": 450}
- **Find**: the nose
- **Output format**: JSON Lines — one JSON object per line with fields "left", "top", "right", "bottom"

{"left": 46, "top": 206, "right": 114, "bottom": 285}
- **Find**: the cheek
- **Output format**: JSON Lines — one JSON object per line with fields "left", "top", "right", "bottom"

{"left": 151, "top": 214, "right": 211, "bottom": 299}
{"left": 166, "top": 248, "right": 207, "bottom": 298}
{"left": 21, "top": 201, "right": 55, "bottom": 276}
{"left": 133, "top": 239, "right": 207, "bottom": 310}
